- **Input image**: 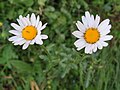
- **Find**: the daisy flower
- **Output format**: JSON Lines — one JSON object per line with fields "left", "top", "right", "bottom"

{"left": 72, "top": 11, "right": 113, "bottom": 54}
{"left": 8, "top": 13, "right": 48, "bottom": 50}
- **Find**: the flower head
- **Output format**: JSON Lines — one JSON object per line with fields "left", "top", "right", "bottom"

{"left": 72, "top": 11, "right": 113, "bottom": 54}
{"left": 8, "top": 13, "right": 48, "bottom": 50}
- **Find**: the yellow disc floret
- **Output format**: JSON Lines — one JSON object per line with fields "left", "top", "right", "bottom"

{"left": 84, "top": 28, "right": 100, "bottom": 44}
{"left": 22, "top": 26, "right": 37, "bottom": 40}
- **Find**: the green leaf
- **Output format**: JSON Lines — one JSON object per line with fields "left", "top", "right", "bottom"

{"left": 10, "top": 60, "right": 33, "bottom": 73}
{"left": 20, "top": 0, "right": 33, "bottom": 7}
{"left": 38, "top": 0, "right": 46, "bottom": 6}
{"left": 0, "top": 45, "right": 18, "bottom": 65}
{"left": 85, "top": 69, "right": 92, "bottom": 88}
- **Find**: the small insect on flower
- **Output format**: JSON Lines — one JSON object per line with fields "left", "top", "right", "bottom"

{"left": 8, "top": 13, "right": 48, "bottom": 50}
{"left": 72, "top": 11, "right": 113, "bottom": 54}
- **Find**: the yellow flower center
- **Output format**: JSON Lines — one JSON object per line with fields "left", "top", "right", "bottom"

{"left": 84, "top": 28, "right": 100, "bottom": 44}
{"left": 22, "top": 26, "right": 37, "bottom": 40}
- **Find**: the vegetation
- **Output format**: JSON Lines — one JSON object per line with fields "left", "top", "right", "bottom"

{"left": 0, "top": 0, "right": 120, "bottom": 90}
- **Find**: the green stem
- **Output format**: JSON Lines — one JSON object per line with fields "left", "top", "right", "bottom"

{"left": 0, "top": 62, "right": 9, "bottom": 74}
{"left": 41, "top": 45, "right": 51, "bottom": 61}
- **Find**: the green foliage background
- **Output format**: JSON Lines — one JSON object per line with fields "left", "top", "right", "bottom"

{"left": 0, "top": 0, "right": 120, "bottom": 90}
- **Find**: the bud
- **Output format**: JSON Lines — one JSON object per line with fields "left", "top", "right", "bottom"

{"left": 0, "top": 22, "right": 3, "bottom": 27}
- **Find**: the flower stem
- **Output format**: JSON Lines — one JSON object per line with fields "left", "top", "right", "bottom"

{"left": 41, "top": 45, "right": 51, "bottom": 61}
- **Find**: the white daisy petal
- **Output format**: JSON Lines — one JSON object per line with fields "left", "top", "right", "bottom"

{"left": 30, "top": 39, "right": 35, "bottom": 45}
{"left": 90, "top": 15, "right": 94, "bottom": 27}
{"left": 37, "top": 21, "right": 42, "bottom": 31}
{"left": 19, "top": 15, "right": 28, "bottom": 27}
{"left": 26, "top": 14, "right": 30, "bottom": 19}
{"left": 13, "top": 38, "right": 25, "bottom": 45}
{"left": 21, "top": 18, "right": 28, "bottom": 27}
{"left": 8, "top": 36, "right": 19, "bottom": 41}
{"left": 93, "top": 43, "right": 97, "bottom": 52}
{"left": 35, "top": 15, "right": 40, "bottom": 28}
{"left": 11, "top": 23, "right": 21, "bottom": 31}
{"left": 77, "top": 43, "right": 86, "bottom": 51}
{"left": 72, "top": 31, "right": 83, "bottom": 38}
{"left": 85, "top": 46, "right": 89, "bottom": 54}
{"left": 98, "top": 19, "right": 110, "bottom": 31}
{"left": 89, "top": 49, "right": 93, "bottom": 54}
{"left": 18, "top": 39, "right": 26, "bottom": 45}
{"left": 14, "top": 40, "right": 24, "bottom": 45}
{"left": 85, "top": 44, "right": 92, "bottom": 54}
{"left": 74, "top": 39, "right": 86, "bottom": 47}
{"left": 85, "top": 11, "right": 91, "bottom": 27}
{"left": 22, "top": 41, "right": 30, "bottom": 50}
{"left": 12, "top": 38, "right": 23, "bottom": 43}
{"left": 76, "top": 21, "right": 86, "bottom": 32}
{"left": 41, "top": 35, "right": 48, "bottom": 39}
{"left": 94, "top": 15, "right": 100, "bottom": 28}
{"left": 85, "top": 11, "right": 91, "bottom": 19}
{"left": 100, "top": 25, "right": 111, "bottom": 36}
{"left": 40, "top": 23, "right": 47, "bottom": 31}
{"left": 100, "top": 35, "right": 113, "bottom": 41}
{"left": 91, "top": 44, "right": 95, "bottom": 52}
{"left": 9, "top": 30, "right": 21, "bottom": 36}
{"left": 31, "top": 13, "right": 36, "bottom": 26}
{"left": 82, "top": 16, "right": 88, "bottom": 28}
{"left": 96, "top": 41, "right": 103, "bottom": 50}
{"left": 101, "top": 41, "right": 108, "bottom": 47}
{"left": 89, "top": 44, "right": 93, "bottom": 54}
{"left": 14, "top": 42, "right": 19, "bottom": 46}
{"left": 17, "top": 19, "right": 24, "bottom": 29}
{"left": 35, "top": 36, "right": 43, "bottom": 45}
{"left": 25, "top": 17, "right": 31, "bottom": 25}
{"left": 19, "top": 15, "right": 23, "bottom": 19}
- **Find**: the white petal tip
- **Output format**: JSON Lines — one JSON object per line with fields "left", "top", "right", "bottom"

{"left": 19, "top": 15, "right": 23, "bottom": 19}
{"left": 22, "top": 46, "right": 27, "bottom": 50}
{"left": 72, "top": 32, "right": 75, "bottom": 35}
{"left": 22, "top": 48, "right": 26, "bottom": 50}
{"left": 8, "top": 38, "right": 11, "bottom": 41}
{"left": 45, "top": 23, "right": 48, "bottom": 26}
{"left": 85, "top": 11, "right": 89, "bottom": 13}
{"left": 111, "top": 36, "right": 113, "bottom": 38}
{"left": 10, "top": 23, "right": 13, "bottom": 26}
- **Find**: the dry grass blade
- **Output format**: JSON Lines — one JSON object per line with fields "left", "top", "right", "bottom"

{"left": 31, "top": 81, "right": 40, "bottom": 90}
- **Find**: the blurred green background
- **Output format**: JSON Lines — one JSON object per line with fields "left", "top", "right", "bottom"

{"left": 0, "top": 0, "right": 120, "bottom": 90}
